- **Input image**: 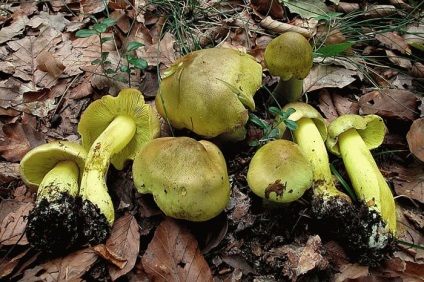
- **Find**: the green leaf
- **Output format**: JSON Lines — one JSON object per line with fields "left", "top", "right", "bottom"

{"left": 249, "top": 140, "right": 260, "bottom": 147}
{"left": 101, "top": 52, "right": 109, "bottom": 61}
{"left": 315, "top": 42, "right": 354, "bottom": 58}
{"left": 126, "top": 41, "right": 144, "bottom": 52}
{"left": 75, "top": 29, "right": 98, "bottom": 37}
{"left": 101, "top": 36, "right": 114, "bottom": 44}
{"left": 285, "top": 120, "right": 298, "bottom": 131}
{"left": 268, "top": 106, "right": 285, "bottom": 116}
{"left": 91, "top": 58, "right": 100, "bottom": 65}
{"left": 101, "top": 17, "right": 117, "bottom": 27}
{"left": 120, "top": 65, "right": 130, "bottom": 73}
{"left": 268, "top": 128, "right": 280, "bottom": 139}
{"left": 115, "top": 76, "right": 128, "bottom": 83}
{"left": 248, "top": 113, "right": 268, "bottom": 129}
{"left": 93, "top": 23, "right": 108, "bottom": 33}
{"left": 105, "top": 68, "right": 116, "bottom": 74}
{"left": 128, "top": 58, "right": 148, "bottom": 70}
{"left": 125, "top": 54, "right": 136, "bottom": 61}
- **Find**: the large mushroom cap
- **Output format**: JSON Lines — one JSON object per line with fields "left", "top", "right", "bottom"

{"left": 78, "top": 88, "right": 160, "bottom": 170}
{"left": 132, "top": 137, "right": 230, "bottom": 222}
{"left": 155, "top": 47, "right": 262, "bottom": 140}
{"left": 326, "top": 114, "right": 386, "bottom": 156}
{"left": 264, "top": 32, "right": 313, "bottom": 81}
{"left": 277, "top": 102, "right": 327, "bottom": 139}
{"left": 20, "top": 141, "right": 87, "bottom": 192}
{"left": 247, "top": 140, "right": 313, "bottom": 203}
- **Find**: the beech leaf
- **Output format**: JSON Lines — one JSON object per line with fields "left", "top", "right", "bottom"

{"left": 0, "top": 202, "right": 33, "bottom": 245}
{"left": 407, "top": 118, "right": 424, "bottom": 162}
{"left": 142, "top": 217, "right": 213, "bottom": 281}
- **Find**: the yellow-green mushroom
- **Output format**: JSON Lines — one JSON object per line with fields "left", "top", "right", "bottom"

{"left": 132, "top": 137, "right": 230, "bottom": 221}
{"left": 264, "top": 32, "right": 313, "bottom": 106}
{"left": 247, "top": 140, "right": 313, "bottom": 203}
{"left": 326, "top": 114, "right": 396, "bottom": 262}
{"left": 156, "top": 47, "right": 262, "bottom": 141}
{"left": 78, "top": 88, "right": 160, "bottom": 244}
{"left": 20, "top": 141, "right": 87, "bottom": 253}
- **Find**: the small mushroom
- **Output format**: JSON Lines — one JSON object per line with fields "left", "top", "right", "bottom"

{"left": 156, "top": 47, "right": 262, "bottom": 141}
{"left": 78, "top": 88, "right": 160, "bottom": 244}
{"left": 132, "top": 137, "right": 230, "bottom": 222}
{"left": 264, "top": 32, "right": 313, "bottom": 105}
{"left": 247, "top": 140, "right": 313, "bottom": 203}
{"left": 326, "top": 114, "right": 396, "bottom": 258}
{"left": 20, "top": 141, "right": 87, "bottom": 253}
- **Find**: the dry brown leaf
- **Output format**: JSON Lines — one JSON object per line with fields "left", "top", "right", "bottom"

{"left": 0, "top": 202, "right": 33, "bottom": 245}
{"left": 359, "top": 89, "right": 419, "bottom": 121}
{"left": 0, "top": 123, "right": 45, "bottom": 162}
{"left": 137, "top": 32, "right": 177, "bottom": 68}
{"left": 260, "top": 16, "right": 312, "bottom": 38}
{"left": 81, "top": 0, "right": 106, "bottom": 14}
{"left": 0, "top": 15, "right": 29, "bottom": 44}
{"left": 0, "top": 162, "right": 20, "bottom": 186}
{"left": 411, "top": 62, "right": 424, "bottom": 78}
{"left": 0, "top": 249, "right": 30, "bottom": 279}
{"left": 36, "top": 51, "right": 66, "bottom": 78}
{"left": 251, "top": 0, "right": 285, "bottom": 19}
{"left": 333, "top": 263, "right": 369, "bottom": 282}
{"left": 386, "top": 50, "right": 413, "bottom": 69}
{"left": 392, "top": 161, "right": 424, "bottom": 203}
{"left": 407, "top": 118, "right": 424, "bottom": 162}
{"left": 142, "top": 217, "right": 213, "bottom": 282}
{"left": 106, "top": 213, "right": 141, "bottom": 281}
{"left": 21, "top": 249, "right": 98, "bottom": 281}
{"left": 91, "top": 244, "right": 127, "bottom": 270}
{"left": 375, "top": 32, "right": 411, "bottom": 54}
{"left": 303, "top": 65, "right": 357, "bottom": 93}
{"left": 317, "top": 90, "right": 338, "bottom": 121}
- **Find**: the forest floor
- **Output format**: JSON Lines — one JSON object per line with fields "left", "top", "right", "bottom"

{"left": 0, "top": 0, "right": 423, "bottom": 281}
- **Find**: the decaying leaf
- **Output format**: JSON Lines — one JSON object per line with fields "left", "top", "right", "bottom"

{"left": 392, "top": 160, "right": 424, "bottom": 203}
{"left": 142, "top": 217, "right": 213, "bottom": 281}
{"left": 407, "top": 118, "right": 424, "bottom": 162}
{"left": 137, "top": 32, "right": 177, "bottom": 68}
{"left": 375, "top": 32, "right": 411, "bottom": 54}
{"left": 303, "top": 65, "right": 357, "bottom": 92}
{"left": 260, "top": 17, "right": 312, "bottom": 38}
{"left": 251, "top": 0, "right": 285, "bottom": 19}
{"left": 0, "top": 202, "right": 33, "bottom": 245}
{"left": 359, "top": 89, "right": 419, "bottom": 121}
{"left": 36, "top": 51, "right": 66, "bottom": 78}
{"left": 0, "top": 16, "right": 29, "bottom": 44}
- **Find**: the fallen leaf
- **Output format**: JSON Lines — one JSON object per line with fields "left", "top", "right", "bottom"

{"left": 359, "top": 89, "right": 419, "bottom": 121}
{"left": 36, "top": 51, "right": 66, "bottom": 78}
{"left": 376, "top": 32, "right": 411, "bottom": 54}
{"left": 106, "top": 213, "right": 141, "bottom": 281}
{"left": 407, "top": 118, "right": 424, "bottom": 162}
{"left": 251, "top": 0, "right": 285, "bottom": 19}
{"left": 392, "top": 161, "right": 424, "bottom": 203}
{"left": 0, "top": 162, "right": 20, "bottom": 185}
{"left": 142, "top": 217, "right": 213, "bottom": 281}
{"left": 386, "top": 50, "right": 413, "bottom": 69}
{"left": 284, "top": 0, "right": 333, "bottom": 19}
{"left": 0, "top": 16, "right": 29, "bottom": 44}
{"left": 0, "top": 202, "right": 33, "bottom": 245}
{"left": 260, "top": 17, "right": 312, "bottom": 38}
{"left": 304, "top": 65, "right": 357, "bottom": 92}
{"left": 0, "top": 249, "right": 30, "bottom": 279}
{"left": 0, "top": 123, "right": 46, "bottom": 162}
{"left": 137, "top": 32, "right": 177, "bottom": 68}
{"left": 333, "top": 263, "right": 369, "bottom": 282}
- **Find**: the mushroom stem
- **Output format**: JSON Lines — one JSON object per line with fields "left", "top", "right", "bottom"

{"left": 339, "top": 128, "right": 396, "bottom": 234}
{"left": 293, "top": 118, "right": 351, "bottom": 201}
{"left": 269, "top": 77, "right": 304, "bottom": 106}
{"left": 36, "top": 160, "right": 79, "bottom": 203}
{"left": 80, "top": 115, "right": 136, "bottom": 243}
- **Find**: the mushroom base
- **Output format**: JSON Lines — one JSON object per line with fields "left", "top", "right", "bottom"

{"left": 80, "top": 200, "right": 110, "bottom": 245}
{"left": 26, "top": 192, "right": 83, "bottom": 254}
{"left": 312, "top": 196, "right": 396, "bottom": 267}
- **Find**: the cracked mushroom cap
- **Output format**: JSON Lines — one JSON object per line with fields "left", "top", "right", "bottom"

{"left": 247, "top": 140, "right": 313, "bottom": 203}
{"left": 264, "top": 32, "right": 313, "bottom": 81}
{"left": 78, "top": 88, "right": 160, "bottom": 170}
{"left": 20, "top": 141, "right": 87, "bottom": 192}
{"left": 326, "top": 114, "right": 386, "bottom": 156}
{"left": 132, "top": 137, "right": 230, "bottom": 222}
{"left": 277, "top": 102, "right": 327, "bottom": 138}
{"left": 155, "top": 47, "right": 262, "bottom": 140}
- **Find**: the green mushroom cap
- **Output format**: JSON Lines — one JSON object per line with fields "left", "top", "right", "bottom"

{"left": 132, "top": 137, "right": 230, "bottom": 222}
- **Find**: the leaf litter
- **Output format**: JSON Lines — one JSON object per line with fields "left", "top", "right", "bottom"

{"left": 0, "top": 0, "right": 423, "bottom": 281}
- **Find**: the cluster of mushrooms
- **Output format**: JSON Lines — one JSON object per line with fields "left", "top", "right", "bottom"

{"left": 20, "top": 32, "right": 396, "bottom": 265}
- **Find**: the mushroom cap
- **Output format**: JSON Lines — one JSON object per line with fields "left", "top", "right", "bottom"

{"left": 132, "top": 137, "right": 230, "bottom": 222}
{"left": 264, "top": 32, "right": 313, "bottom": 81}
{"left": 155, "top": 47, "right": 262, "bottom": 140}
{"left": 326, "top": 114, "right": 386, "bottom": 156}
{"left": 20, "top": 141, "right": 87, "bottom": 192}
{"left": 247, "top": 140, "right": 313, "bottom": 203}
{"left": 277, "top": 102, "right": 327, "bottom": 139}
{"left": 78, "top": 88, "right": 160, "bottom": 170}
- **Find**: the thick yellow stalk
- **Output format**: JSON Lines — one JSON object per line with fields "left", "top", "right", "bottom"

{"left": 293, "top": 118, "right": 351, "bottom": 201}
{"left": 80, "top": 115, "right": 137, "bottom": 226}
{"left": 339, "top": 128, "right": 396, "bottom": 234}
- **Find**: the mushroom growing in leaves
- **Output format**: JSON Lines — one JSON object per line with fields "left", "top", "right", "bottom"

{"left": 20, "top": 141, "right": 86, "bottom": 253}
{"left": 132, "top": 137, "right": 230, "bottom": 222}
{"left": 264, "top": 32, "right": 313, "bottom": 105}
{"left": 326, "top": 114, "right": 396, "bottom": 264}
{"left": 78, "top": 88, "right": 160, "bottom": 244}
{"left": 155, "top": 47, "right": 262, "bottom": 141}
{"left": 247, "top": 140, "right": 313, "bottom": 203}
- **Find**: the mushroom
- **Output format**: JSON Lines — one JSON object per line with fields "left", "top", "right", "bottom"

{"left": 277, "top": 102, "right": 352, "bottom": 208}
{"left": 247, "top": 140, "right": 313, "bottom": 203}
{"left": 155, "top": 47, "right": 262, "bottom": 141}
{"left": 264, "top": 32, "right": 313, "bottom": 106}
{"left": 20, "top": 141, "right": 87, "bottom": 253}
{"left": 78, "top": 88, "right": 160, "bottom": 243}
{"left": 326, "top": 114, "right": 396, "bottom": 257}
{"left": 132, "top": 137, "right": 230, "bottom": 222}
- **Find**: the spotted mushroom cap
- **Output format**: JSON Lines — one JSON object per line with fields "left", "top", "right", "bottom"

{"left": 326, "top": 114, "right": 386, "bottom": 156}
{"left": 20, "top": 141, "right": 87, "bottom": 192}
{"left": 78, "top": 88, "right": 160, "bottom": 170}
